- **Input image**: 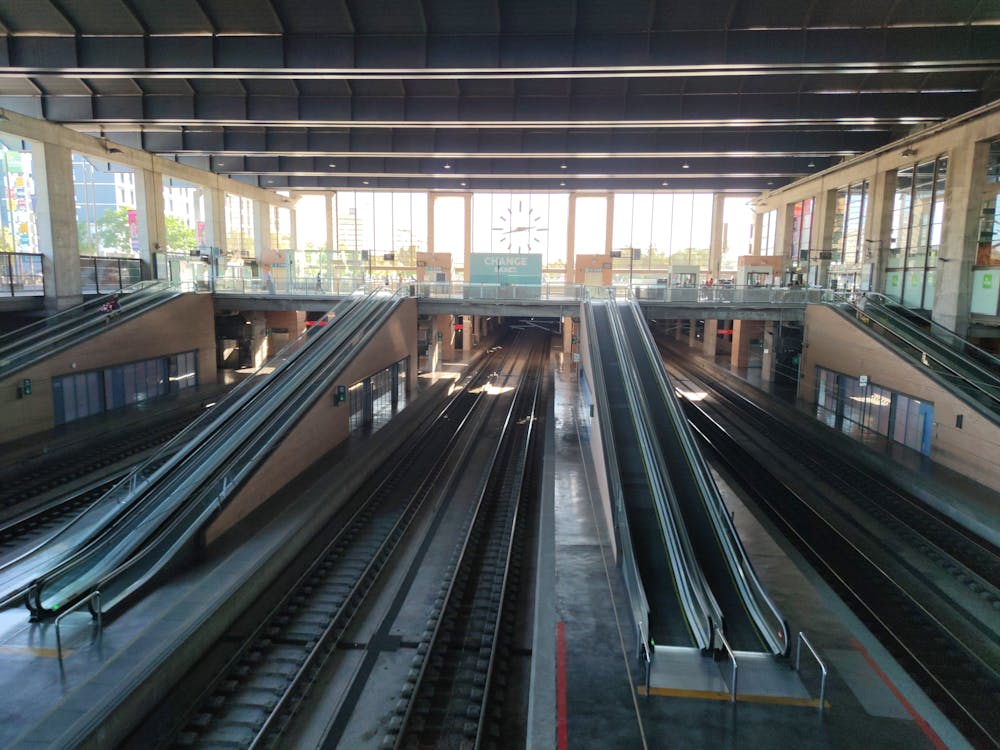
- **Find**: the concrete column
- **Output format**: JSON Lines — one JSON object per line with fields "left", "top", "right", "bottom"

{"left": 709, "top": 194, "right": 726, "bottom": 281}
{"left": 202, "top": 187, "right": 227, "bottom": 255}
{"left": 566, "top": 195, "right": 577, "bottom": 285}
{"left": 563, "top": 315, "right": 573, "bottom": 354}
{"left": 702, "top": 318, "right": 718, "bottom": 357}
{"left": 813, "top": 187, "right": 837, "bottom": 288}
{"left": 761, "top": 321, "right": 776, "bottom": 383}
{"left": 751, "top": 211, "right": 763, "bottom": 255}
{"left": 933, "top": 139, "right": 990, "bottom": 336}
{"left": 252, "top": 200, "right": 267, "bottom": 260}
{"left": 689, "top": 318, "right": 697, "bottom": 348}
{"left": 675, "top": 319, "right": 684, "bottom": 341}
{"left": 866, "top": 170, "right": 895, "bottom": 293}
{"left": 325, "top": 193, "right": 334, "bottom": 253}
{"left": 463, "top": 194, "right": 472, "bottom": 283}
{"left": 730, "top": 319, "right": 761, "bottom": 369}
{"left": 33, "top": 141, "right": 82, "bottom": 310}
{"left": 134, "top": 167, "right": 165, "bottom": 278}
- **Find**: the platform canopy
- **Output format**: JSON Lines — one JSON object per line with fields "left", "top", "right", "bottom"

{"left": 1, "top": 0, "right": 997, "bottom": 192}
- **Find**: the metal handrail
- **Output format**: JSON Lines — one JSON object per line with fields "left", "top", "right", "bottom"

{"left": 54, "top": 590, "right": 101, "bottom": 659}
{"left": 795, "top": 631, "right": 828, "bottom": 713}
{"left": 604, "top": 294, "right": 721, "bottom": 650}
{"left": 717, "top": 630, "right": 738, "bottom": 703}
{"left": 625, "top": 298, "right": 790, "bottom": 656}
{"left": 582, "top": 296, "right": 651, "bottom": 661}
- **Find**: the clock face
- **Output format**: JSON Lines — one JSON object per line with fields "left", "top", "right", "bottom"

{"left": 492, "top": 198, "right": 548, "bottom": 253}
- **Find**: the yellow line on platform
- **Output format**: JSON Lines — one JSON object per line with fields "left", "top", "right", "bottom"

{"left": 0, "top": 645, "right": 68, "bottom": 658}
{"left": 635, "top": 685, "right": 829, "bottom": 709}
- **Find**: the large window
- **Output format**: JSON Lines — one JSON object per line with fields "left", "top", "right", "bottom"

{"left": 162, "top": 177, "right": 204, "bottom": 253}
{"left": 886, "top": 157, "right": 947, "bottom": 309}
{"left": 270, "top": 205, "right": 292, "bottom": 251}
{"left": 0, "top": 137, "right": 38, "bottom": 254}
{"left": 789, "top": 197, "right": 814, "bottom": 262}
{"left": 73, "top": 153, "right": 141, "bottom": 257}
{"left": 721, "top": 196, "right": 755, "bottom": 273}
{"left": 977, "top": 139, "right": 1000, "bottom": 266}
{"left": 433, "top": 195, "right": 465, "bottom": 279}
{"left": 759, "top": 210, "right": 777, "bottom": 256}
{"left": 814, "top": 367, "right": 932, "bottom": 455}
{"left": 338, "top": 191, "right": 428, "bottom": 279}
{"left": 472, "top": 193, "right": 569, "bottom": 275}
{"left": 831, "top": 181, "right": 869, "bottom": 264}
{"left": 574, "top": 195, "right": 608, "bottom": 257}
{"left": 225, "top": 193, "right": 255, "bottom": 257}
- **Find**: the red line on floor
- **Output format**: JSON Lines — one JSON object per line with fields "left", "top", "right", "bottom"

{"left": 850, "top": 637, "right": 946, "bottom": 750}
{"left": 557, "top": 620, "right": 568, "bottom": 750}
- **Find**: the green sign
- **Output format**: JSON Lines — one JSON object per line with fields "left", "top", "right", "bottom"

{"left": 468, "top": 253, "right": 543, "bottom": 285}
{"left": 984, "top": 274, "right": 993, "bottom": 289}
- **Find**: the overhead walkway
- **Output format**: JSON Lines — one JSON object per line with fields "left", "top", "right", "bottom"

{"left": 585, "top": 294, "right": 788, "bottom": 656}
{"left": 0, "top": 289, "right": 403, "bottom": 620}
{"left": 839, "top": 293, "right": 1000, "bottom": 423}
{"left": 0, "top": 280, "right": 181, "bottom": 381}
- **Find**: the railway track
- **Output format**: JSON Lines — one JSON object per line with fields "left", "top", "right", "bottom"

{"left": 392, "top": 339, "right": 545, "bottom": 749}
{"left": 665, "top": 356, "right": 1000, "bottom": 748}
{"left": 156, "top": 334, "right": 546, "bottom": 749}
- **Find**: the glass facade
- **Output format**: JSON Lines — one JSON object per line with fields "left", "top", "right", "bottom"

{"left": 789, "top": 197, "right": 814, "bottom": 262}
{"left": 759, "top": 210, "right": 777, "bottom": 256}
{"left": 831, "top": 181, "right": 869, "bottom": 264}
{"left": 52, "top": 350, "right": 198, "bottom": 426}
{"left": 225, "top": 193, "right": 255, "bottom": 257}
{"left": 977, "top": 139, "right": 1000, "bottom": 266}
{"left": 73, "top": 153, "right": 141, "bottom": 257}
{"left": 0, "top": 136, "right": 38, "bottom": 254}
{"left": 608, "top": 193, "right": 713, "bottom": 279}
{"left": 162, "top": 177, "right": 205, "bottom": 253}
{"left": 885, "top": 157, "right": 947, "bottom": 309}
{"left": 472, "top": 193, "right": 569, "bottom": 272}
{"left": 815, "top": 367, "right": 932, "bottom": 455}
{"left": 349, "top": 357, "right": 409, "bottom": 435}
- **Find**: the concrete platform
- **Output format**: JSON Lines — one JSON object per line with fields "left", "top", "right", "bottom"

{"left": 531, "top": 344, "right": 974, "bottom": 749}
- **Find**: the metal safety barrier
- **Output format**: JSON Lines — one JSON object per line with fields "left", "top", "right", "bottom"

{"left": 795, "top": 631, "right": 828, "bottom": 713}
{"left": 54, "top": 590, "right": 101, "bottom": 660}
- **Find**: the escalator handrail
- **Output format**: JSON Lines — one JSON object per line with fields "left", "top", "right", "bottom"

{"left": 30, "top": 292, "right": 401, "bottom": 615}
{"left": 1, "top": 292, "right": 373, "bottom": 610}
{"left": 626, "top": 300, "right": 790, "bottom": 656}
{"left": 605, "top": 295, "right": 721, "bottom": 650}
{"left": 582, "top": 297, "right": 652, "bottom": 656}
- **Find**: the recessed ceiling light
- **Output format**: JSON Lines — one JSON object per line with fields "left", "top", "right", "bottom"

{"left": 460, "top": 182, "right": 467, "bottom": 187}
{"left": 682, "top": 162, "right": 690, "bottom": 169}
{"left": 559, "top": 181, "right": 566, "bottom": 187}
{"left": 560, "top": 164, "right": 567, "bottom": 169}
{"left": 807, "top": 160, "right": 816, "bottom": 168}
{"left": 362, "top": 180, "right": 369, "bottom": 185}
{"left": 767, "top": 180, "right": 774, "bottom": 186}
{"left": 328, "top": 163, "right": 336, "bottom": 167}
{"left": 443, "top": 163, "right": 451, "bottom": 169}
{"left": 661, "top": 181, "right": 669, "bottom": 186}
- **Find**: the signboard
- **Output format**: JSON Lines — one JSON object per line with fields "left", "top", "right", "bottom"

{"left": 859, "top": 375, "right": 869, "bottom": 387}
{"left": 468, "top": 253, "right": 542, "bottom": 285}
{"left": 127, "top": 209, "right": 140, "bottom": 253}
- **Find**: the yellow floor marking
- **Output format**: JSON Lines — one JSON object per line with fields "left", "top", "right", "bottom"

{"left": 636, "top": 684, "right": 829, "bottom": 709}
{"left": 0, "top": 644, "right": 69, "bottom": 658}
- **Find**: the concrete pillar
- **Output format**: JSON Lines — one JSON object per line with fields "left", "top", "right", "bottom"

{"left": 751, "top": 211, "right": 763, "bottom": 255}
{"left": 463, "top": 195, "right": 472, "bottom": 283}
{"left": 202, "top": 187, "right": 226, "bottom": 255}
{"left": 761, "top": 321, "right": 776, "bottom": 383}
{"left": 702, "top": 318, "right": 718, "bottom": 357}
{"left": 933, "top": 139, "right": 990, "bottom": 336}
{"left": 675, "top": 319, "right": 684, "bottom": 341}
{"left": 562, "top": 315, "right": 573, "bottom": 354}
{"left": 730, "top": 319, "right": 761, "bottom": 369}
{"left": 325, "top": 193, "right": 334, "bottom": 253}
{"left": 134, "top": 167, "right": 165, "bottom": 278}
{"left": 253, "top": 200, "right": 271, "bottom": 261}
{"left": 813, "top": 187, "right": 837, "bottom": 288}
{"left": 866, "top": 170, "right": 895, "bottom": 293}
{"left": 566, "top": 195, "right": 577, "bottom": 285}
{"left": 33, "top": 141, "right": 82, "bottom": 310}
{"left": 709, "top": 194, "right": 726, "bottom": 281}
{"left": 689, "top": 318, "right": 697, "bottom": 348}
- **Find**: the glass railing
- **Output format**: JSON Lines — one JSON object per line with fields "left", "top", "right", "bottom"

{"left": 0, "top": 253, "right": 44, "bottom": 298}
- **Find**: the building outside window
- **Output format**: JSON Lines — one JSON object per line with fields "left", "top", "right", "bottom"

{"left": 789, "top": 197, "right": 814, "bottom": 264}
{"left": 224, "top": 193, "right": 255, "bottom": 258}
{"left": 885, "top": 157, "right": 947, "bottom": 309}
{"left": 759, "top": 209, "right": 777, "bottom": 256}
{"left": 829, "top": 180, "right": 870, "bottom": 291}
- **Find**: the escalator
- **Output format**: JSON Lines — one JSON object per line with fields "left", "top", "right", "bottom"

{"left": 842, "top": 293, "right": 1000, "bottom": 422}
{"left": 0, "top": 281, "right": 182, "bottom": 381}
{"left": 25, "top": 289, "right": 402, "bottom": 618}
{"left": 616, "top": 299, "right": 788, "bottom": 654}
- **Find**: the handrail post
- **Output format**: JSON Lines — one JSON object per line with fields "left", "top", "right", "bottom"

{"left": 795, "top": 631, "right": 827, "bottom": 713}
{"left": 54, "top": 591, "right": 101, "bottom": 660}
{"left": 716, "top": 631, "right": 738, "bottom": 703}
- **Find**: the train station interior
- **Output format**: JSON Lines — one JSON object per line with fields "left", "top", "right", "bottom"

{"left": 0, "top": 2, "right": 998, "bottom": 748}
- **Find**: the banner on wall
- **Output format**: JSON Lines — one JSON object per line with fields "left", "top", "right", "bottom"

{"left": 468, "top": 253, "right": 542, "bottom": 285}
{"left": 127, "top": 209, "right": 140, "bottom": 253}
